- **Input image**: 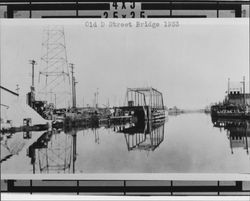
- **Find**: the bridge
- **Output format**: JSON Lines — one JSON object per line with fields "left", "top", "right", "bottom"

{"left": 114, "top": 87, "right": 165, "bottom": 123}
{"left": 117, "top": 121, "right": 165, "bottom": 152}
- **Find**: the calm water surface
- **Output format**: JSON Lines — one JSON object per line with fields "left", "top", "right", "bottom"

{"left": 1, "top": 113, "right": 250, "bottom": 174}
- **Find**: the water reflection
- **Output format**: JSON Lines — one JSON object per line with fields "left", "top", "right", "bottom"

{"left": 1, "top": 133, "right": 26, "bottom": 163}
{"left": 212, "top": 118, "right": 250, "bottom": 154}
{"left": 25, "top": 120, "right": 165, "bottom": 173}
{"left": 115, "top": 121, "right": 165, "bottom": 151}
{"left": 1, "top": 130, "right": 36, "bottom": 163}
{"left": 2, "top": 114, "right": 250, "bottom": 174}
{"left": 27, "top": 129, "right": 77, "bottom": 174}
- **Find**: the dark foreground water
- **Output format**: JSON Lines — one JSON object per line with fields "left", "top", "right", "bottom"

{"left": 1, "top": 113, "right": 250, "bottom": 174}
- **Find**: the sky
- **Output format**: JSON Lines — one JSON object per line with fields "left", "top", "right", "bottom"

{"left": 1, "top": 19, "right": 249, "bottom": 110}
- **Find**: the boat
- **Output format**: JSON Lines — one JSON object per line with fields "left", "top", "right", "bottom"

{"left": 211, "top": 104, "right": 247, "bottom": 118}
{"left": 211, "top": 78, "right": 250, "bottom": 119}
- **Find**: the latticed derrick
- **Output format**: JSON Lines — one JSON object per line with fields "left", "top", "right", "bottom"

{"left": 36, "top": 133, "right": 74, "bottom": 173}
{"left": 37, "top": 25, "right": 71, "bottom": 109}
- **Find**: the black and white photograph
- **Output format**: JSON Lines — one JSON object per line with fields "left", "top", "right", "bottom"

{"left": 1, "top": 18, "right": 249, "bottom": 178}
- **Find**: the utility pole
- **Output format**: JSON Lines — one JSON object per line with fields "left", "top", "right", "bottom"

{"left": 29, "top": 60, "right": 37, "bottom": 89}
{"left": 27, "top": 60, "right": 37, "bottom": 108}
{"left": 74, "top": 78, "right": 78, "bottom": 108}
{"left": 69, "top": 63, "right": 75, "bottom": 109}
{"left": 96, "top": 88, "right": 99, "bottom": 108}
{"left": 243, "top": 76, "right": 246, "bottom": 107}
{"left": 73, "top": 76, "right": 76, "bottom": 108}
{"left": 69, "top": 63, "right": 77, "bottom": 110}
{"left": 228, "top": 78, "right": 230, "bottom": 94}
{"left": 241, "top": 76, "right": 246, "bottom": 107}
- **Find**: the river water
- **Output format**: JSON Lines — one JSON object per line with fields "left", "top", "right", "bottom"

{"left": 1, "top": 113, "right": 250, "bottom": 174}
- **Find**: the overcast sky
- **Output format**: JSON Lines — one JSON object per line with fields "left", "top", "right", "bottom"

{"left": 1, "top": 19, "right": 249, "bottom": 109}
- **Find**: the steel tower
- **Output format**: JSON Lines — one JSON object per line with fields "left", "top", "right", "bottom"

{"left": 38, "top": 26, "right": 71, "bottom": 109}
{"left": 37, "top": 132, "right": 75, "bottom": 173}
